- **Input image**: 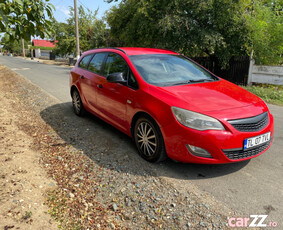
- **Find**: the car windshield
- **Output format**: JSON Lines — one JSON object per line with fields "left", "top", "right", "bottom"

{"left": 129, "top": 54, "right": 217, "bottom": 86}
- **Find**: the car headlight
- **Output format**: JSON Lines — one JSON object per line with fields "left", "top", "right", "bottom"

{"left": 171, "top": 107, "right": 225, "bottom": 131}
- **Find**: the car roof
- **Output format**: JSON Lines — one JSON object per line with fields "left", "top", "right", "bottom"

{"left": 117, "top": 47, "right": 178, "bottom": 56}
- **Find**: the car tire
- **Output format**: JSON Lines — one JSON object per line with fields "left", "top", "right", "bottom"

{"left": 134, "top": 117, "right": 167, "bottom": 163}
{"left": 72, "top": 89, "right": 85, "bottom": 116}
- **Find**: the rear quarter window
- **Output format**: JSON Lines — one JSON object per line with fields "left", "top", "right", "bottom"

{"left": 79, "top": 55, "right": 93, "bottom": 69}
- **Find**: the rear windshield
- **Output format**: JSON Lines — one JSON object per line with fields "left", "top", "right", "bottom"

{"left": 129, "top": 54, "right": 217, "bottom": 86}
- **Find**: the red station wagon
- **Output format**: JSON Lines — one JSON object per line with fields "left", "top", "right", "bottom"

{"left": 70, "top": 47, "right": 274, "bottom": 163}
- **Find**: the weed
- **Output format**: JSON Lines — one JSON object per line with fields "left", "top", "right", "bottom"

{"left": 22, "top": 211, "right": 32, "bottom": 220}
{"left": 242, "top": 84, "right": 283, "bottom": 106}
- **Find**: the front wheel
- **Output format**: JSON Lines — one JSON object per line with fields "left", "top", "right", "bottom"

{"left": 71, "top": 89, "right": 85, "bottom": 116}
{"left": 134, "top": 117, "right": 167, "bottom": 163}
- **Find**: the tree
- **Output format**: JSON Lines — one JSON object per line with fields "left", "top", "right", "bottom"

{"left": 106, "top": 0, "right": 249, "bottom": 67}
{"left": 0, "top": 34, "right": 30, "bottom": 54}
{"left": 245, "top": 0, "right": 283, "bottom": 65}
{"left": 53, "top": 6, "right": 108, "bottom": 57}
{"left": 0, "top": 0, "right": 54, "bottom": 41}
{"left": 52, "top": 20, "right": 75, "bottom": 57}
{"left": 106, "top": 0, "right": 283, "bottom": 66}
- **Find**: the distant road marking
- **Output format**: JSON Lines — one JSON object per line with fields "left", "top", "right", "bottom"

{"left": 11, "top": 67, "right": 31, "bottom": 71}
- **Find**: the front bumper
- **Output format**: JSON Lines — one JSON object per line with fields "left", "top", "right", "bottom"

{"left": 161, "top": 112, "right": 274, "bottom": 164}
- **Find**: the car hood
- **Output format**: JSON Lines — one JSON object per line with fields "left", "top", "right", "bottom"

{"left": 150, "top": 79, "right": 263, "bottom": 115}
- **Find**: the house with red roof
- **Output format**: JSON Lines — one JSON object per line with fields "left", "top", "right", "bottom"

{"left": 32, "top": 39, "right": 58, "bottom": 48}
{"left": 32, "top": 40, "right": 58, "bottom": 59}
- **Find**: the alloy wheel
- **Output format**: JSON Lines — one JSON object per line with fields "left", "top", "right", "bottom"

{"left": 72, "top": 90, "right": 85, "bottom": 116}
{"left": 136, "top": 121, "right": 157, "bottom": 156}
{"left": 72, "top": 91, "right": 81, "bottom": 113}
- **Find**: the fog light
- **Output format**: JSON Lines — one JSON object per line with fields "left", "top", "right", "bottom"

{"left": 186, "top": 144, "right": 212, "bottom": 158}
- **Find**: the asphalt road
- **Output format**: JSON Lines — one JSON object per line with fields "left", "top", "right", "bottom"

{"left": 0, "top": 56, "right": 71, "bottom": 102}
{"left": 1, "top": 56, "right": 282, "bottom": 226}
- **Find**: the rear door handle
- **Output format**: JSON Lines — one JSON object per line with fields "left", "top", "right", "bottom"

{"left": 97, "top": 84, "right": 103, "bottom": 88}
{"left": 80, "top": 75, "right": 85, "bottom": 79}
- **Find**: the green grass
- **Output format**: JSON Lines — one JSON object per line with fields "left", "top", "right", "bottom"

{"left": 242, "top": 84, "right": 283, "bottom": 106}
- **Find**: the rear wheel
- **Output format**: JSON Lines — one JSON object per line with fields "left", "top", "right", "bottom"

{"left": 72, "top": 89, "right": 85, "bottom": 116}
{"left": 134, "top": 117, "right": 167, "bottom": 162}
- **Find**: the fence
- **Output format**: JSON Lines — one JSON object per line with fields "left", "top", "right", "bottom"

{"left": 247, "top": 60, "right": 283, "bottom": 85}
{"left": 34, "top": 49, "right": 55, "bottom": 60}
{"left": 192, "top": 56, "right": 250, "bottom": 85}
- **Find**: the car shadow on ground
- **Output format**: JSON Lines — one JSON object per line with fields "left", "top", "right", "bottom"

{"left": 40, "top": 102, "right": 250, "bottom": 180}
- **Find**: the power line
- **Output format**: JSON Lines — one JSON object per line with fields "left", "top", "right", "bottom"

{"left": 78, "top": 0, "right": 89, "bottom": 10}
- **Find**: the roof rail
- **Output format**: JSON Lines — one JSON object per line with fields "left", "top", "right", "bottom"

{"left": 86, "top": 47, "right": 126, "bottom": 54}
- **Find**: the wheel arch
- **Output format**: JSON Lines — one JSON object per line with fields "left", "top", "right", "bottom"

{"left": 130, "top": 111, "right": 160, "bottom": 138}
{"left": 70, "top": 85, "right": 78, "bottom": 96}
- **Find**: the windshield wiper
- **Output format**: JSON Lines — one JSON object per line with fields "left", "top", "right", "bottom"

{"left": 163, "top": 79, "right": 214, "bottom": 86}
{"left": 188, "top": 79, "right": 214, "bottom": 83}
{"left": 170, "top": 81, "right": 190, "bottom": 86}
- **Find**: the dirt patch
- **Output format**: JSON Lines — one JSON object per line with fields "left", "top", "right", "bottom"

{"left": 0, "top": 66, "right": 57, "bottom": 229}
{"left": 0, "top": 64, "right": 239, "bottom": 229}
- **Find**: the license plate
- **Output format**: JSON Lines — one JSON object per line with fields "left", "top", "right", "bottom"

{"left": 244, "top": 132, "right": 271, "bottom": 150}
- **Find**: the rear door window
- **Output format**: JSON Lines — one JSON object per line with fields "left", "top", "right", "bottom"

{"left": 88, "top": 53, "right": 107, "bottom": 74}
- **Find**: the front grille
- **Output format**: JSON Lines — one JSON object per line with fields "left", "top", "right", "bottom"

{"left": 222, "top": 139, "right": 272, "bottom": 160}
{"left": 228, "top": 112, "right": 269, "bottom": 132}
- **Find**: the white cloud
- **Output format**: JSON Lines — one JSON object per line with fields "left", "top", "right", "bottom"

{"left": 56, "top": 5, "right": 70, "bottom": 17}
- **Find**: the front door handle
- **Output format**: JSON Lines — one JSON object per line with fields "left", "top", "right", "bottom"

{"left": 80, "top": 75, "right": 85, "bottom": 79}
{"left": 97, "top": 84, "right": 103, "bottom": 88}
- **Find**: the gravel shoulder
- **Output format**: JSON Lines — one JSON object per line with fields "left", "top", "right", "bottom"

{"left": 17, "top": 57, "right": 73, "bottom": 68}
{"left": 0, "top": 65, "right": 237, "bottom": 229}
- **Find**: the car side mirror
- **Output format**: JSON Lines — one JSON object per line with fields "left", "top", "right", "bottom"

{"left": 106, "top": 72, "right": 127, "bottom": 85}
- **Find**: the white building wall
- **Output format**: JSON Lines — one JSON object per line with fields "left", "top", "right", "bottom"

{"left": 34, "top": 49, "right": 41, "bottom": 58}
{"left": 248, "top": 62, "right": 283, "bottom": 85}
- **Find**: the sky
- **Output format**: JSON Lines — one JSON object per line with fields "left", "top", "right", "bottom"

{"left": 49, "top": 0, "right": 118, "bottom": 22}
{"left": 0, "top": 0, "right": 118, "bottom": 43}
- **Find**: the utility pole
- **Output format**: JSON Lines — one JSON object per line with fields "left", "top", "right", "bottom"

{"left": 22, "top": 39, "right": 25, "bottom": 57}
{"left": 74, "top": 0, "right": 80, "bottom": 59}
